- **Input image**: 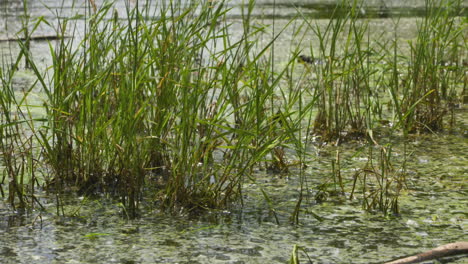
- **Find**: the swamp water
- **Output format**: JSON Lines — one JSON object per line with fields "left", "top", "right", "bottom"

{"left": 1, "top": 0, "right": 467, "bottom": 263}
{"left": 0, "top": 135, "right": 466, "bottom": 263}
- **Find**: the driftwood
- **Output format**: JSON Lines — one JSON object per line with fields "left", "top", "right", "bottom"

{"left": 0, "top": 35, "right": 69, "bottom": 42}
{"left": 384, "top": 241, "right": 468, "bottom": 264}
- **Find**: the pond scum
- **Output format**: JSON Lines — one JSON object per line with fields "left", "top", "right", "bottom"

{"left": 0, "top": 0, "right": 466, "bottom": 230}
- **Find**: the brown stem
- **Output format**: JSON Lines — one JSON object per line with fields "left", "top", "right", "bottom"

{"left": 385, "top": 242, "right": 468, "bottom": 264}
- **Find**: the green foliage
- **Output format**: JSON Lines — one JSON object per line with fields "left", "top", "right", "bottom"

{"left": 396, "top": 0, "right": 466, "bottom": 133}
{"left": 0, "top": 0, "right": 465, "bottom": 220}
{"left": 10, "top": 0, "right": 308, "bottom": 216}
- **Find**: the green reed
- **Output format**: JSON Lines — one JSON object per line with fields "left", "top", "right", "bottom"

{"left": 289, "top": 244, "right": 313, "bottom": 264}
{"left": 293, "top": 0, "right": 464, "bottom": 217}
{"left": 2, "top": 0, "right": 465, "bottom": 221}
{"left": 296, "top": 0, "right": 465, "bottom": 141}
{"left": 349, "top": 144, "right": 405, "bottom": 215}
{"left": 394, "top": 0, "right": 466, "bottom": 133}
{"left": 0, "top": 0, "right": 50, "bottom": 209}
{"left": 0, "top": 48, "right": 42, "bottom": 210}
{"left": 12, "top": 0, "right": 306, "bottom": 216}
{"left": 296, "top": 0, "right": 378, "bottom": 143}
{"left": 0, "top": 59, "right": 25, "bottom": 209}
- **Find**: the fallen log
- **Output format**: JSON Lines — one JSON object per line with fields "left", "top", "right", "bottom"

{"left": 0, "top": 35, "right": 69, "bottom": 42}
{"left": 384, "top": 241, "right": 468, "bottom": 264}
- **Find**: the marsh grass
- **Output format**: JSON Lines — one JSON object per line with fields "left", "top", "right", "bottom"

{"left": 296, "top": 0, "right": 466, "bottom": 141}
{"left": 310, "top": 142, "right": 406, "bottom": 216}
{"left": 0, "top": 49, "right": 43, "bottom": 210}
{"left": 350, "top": 144, "right": 405, "bottom": 215}
{"left": 0, "top": 0, "right": 49, "bottom": 209}
{"left": 395, "top": 0, "right": 466, "bottom": 133}
{"left": 9, "top": 0, "right": 309, "bottom": 216}
{"left": 0, "top": 63, "right": 28, "bottom": 209}
{"left": 1, "top": 0, "right": 466, "bottom": 219}
{"left": 295, "top": 0, "right": 378, "bottom": 143}
{"left": 294, "top": 0, "right": 465, "bottom": 215}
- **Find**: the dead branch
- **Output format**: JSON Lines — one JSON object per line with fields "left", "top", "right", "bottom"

{"left": 384, "top": 241, "right": 468, "bottom": 264}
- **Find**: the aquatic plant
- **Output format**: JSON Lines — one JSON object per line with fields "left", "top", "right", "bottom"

{"left": 0, "top": 0, "right": 50, "bottom": 210}
{"left": 292, "top": 0, "right": 465, "bottom": 218}
{"left": 393, "top": 0, "right": 466, "bottom": 133}
{"left": 0, "top": 60, "right": 27, "bottom": 209}
{"left": 1, "top": 0, "right": 465, "bottom": 222}
{"left": 350, "top": 144, "right": 405, "bottom": 215}
{"left": 0, "top": 48, "right": 42, "bottom": 210}
{"left": 12, "top": 0, "right": 307, "bottom": 217}
{"left": 296, "top": 0, "right": 466, "bottom": 141}
{"left": 296, "top": 0, "right": 378, "bottom": 143}
{"left": 289, "top": 244, "right": 313, "bottom": 264}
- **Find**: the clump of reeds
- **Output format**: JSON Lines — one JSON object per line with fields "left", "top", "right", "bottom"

{"left": 394, "top": 0, "right": 466, "bottom": 133}
{"left": 12, "top": 0, "right": 305, "bottom": 217}
{"left": 296, "top": 0, "right": 466, "bottom": 142}
{"left": 296, "top": 0, "right": 377, "bottom": 143}
{"left": 2, "top": 0, "right": 465, "bottom": 221}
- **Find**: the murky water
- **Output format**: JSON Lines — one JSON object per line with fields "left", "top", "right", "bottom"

{"left": 1, "top": 133, "right": 466, "bottom": 263}
{"left": 1, "top": 0, "right": 467, "bottom": 263}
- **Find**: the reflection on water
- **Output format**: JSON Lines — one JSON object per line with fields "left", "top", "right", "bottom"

{"left": 1, "top": 0, "right": 467, "bottom": 31}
